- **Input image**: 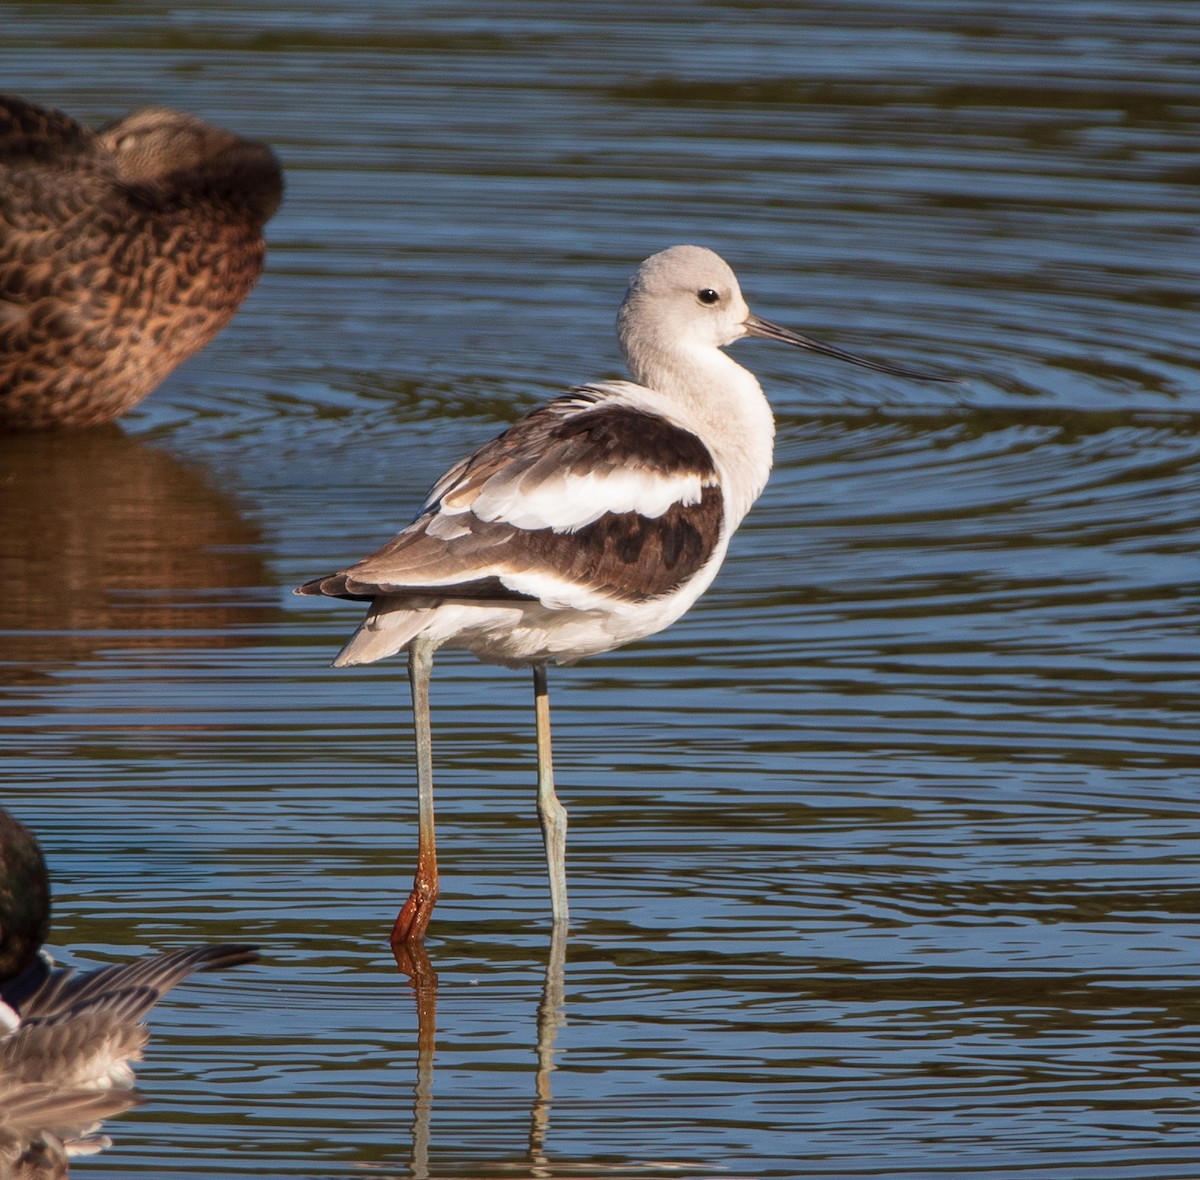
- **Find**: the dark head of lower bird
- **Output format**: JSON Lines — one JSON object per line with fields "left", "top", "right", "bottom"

{"left": 0, "top": 809, "right": 51, "bottom": 988}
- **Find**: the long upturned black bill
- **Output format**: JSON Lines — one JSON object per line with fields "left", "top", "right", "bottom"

{"left": 744, "top": 313, "right": 962, "bottom": 383}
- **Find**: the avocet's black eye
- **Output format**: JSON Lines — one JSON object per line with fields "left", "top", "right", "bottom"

{"left": 697, "top": 288, "right": 720, "bottom": 305}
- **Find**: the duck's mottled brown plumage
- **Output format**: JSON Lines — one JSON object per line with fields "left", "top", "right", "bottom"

{"left": 0, "top": 95, "right": 283, "bottom": 430}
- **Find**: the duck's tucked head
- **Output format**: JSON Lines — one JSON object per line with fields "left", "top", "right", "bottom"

{"left": 101, "top": 108, "right": 240, "bottom": 181}
{"left": 0, "top": 809, "right": 51, "bottom": 985}
{"left": 99, "top": 107, "right": 284, "bottom": 226}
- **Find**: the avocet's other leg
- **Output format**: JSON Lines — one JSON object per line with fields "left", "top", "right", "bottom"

{"left": 391, "top": 636, "right": 441, "bottom": 945}
{"left": 534, "top": 664, "right": 569, "bottom": 926}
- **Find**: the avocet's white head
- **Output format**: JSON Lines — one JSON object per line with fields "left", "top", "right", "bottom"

{"left": 614, "top": 245, "right": 958, "bottom": 530}
{"left": 617, "top": 243, "right": 958, "bottom": 400}
{"left": 617, "top": 246, "right": 751, "bottom": 395}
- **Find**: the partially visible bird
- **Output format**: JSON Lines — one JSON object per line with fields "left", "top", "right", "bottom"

{"left": 0, "top": 807, "right": 258, "bottom": 1174}
{"left": 297, "top": 244, "right": 959, "bottom": 945}
{"left": 0, "top": 95, "right": 283, "bottom": 430}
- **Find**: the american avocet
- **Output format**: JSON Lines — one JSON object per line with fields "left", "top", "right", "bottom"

{"left": 0, "top": 95, "right": 282, "bottom": 431}
{"left": 298, "top": 244, "right": 956, "bottom": 944}
{"left": 0, "top": 808, "right": 258, "bottom": 1164}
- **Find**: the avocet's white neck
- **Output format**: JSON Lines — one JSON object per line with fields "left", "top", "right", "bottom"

{"left": 618, "top": 331, "right": 776, "bottom": 531}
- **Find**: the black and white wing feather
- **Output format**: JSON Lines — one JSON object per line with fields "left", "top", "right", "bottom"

{"left": 0, "top": 943, "right": 258, "bottom": 1170}
{"left": 298, "top": 387, "right": 725, "bottom": 608}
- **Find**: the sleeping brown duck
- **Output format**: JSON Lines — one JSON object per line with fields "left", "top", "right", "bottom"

{"left": 0, "top": 96, "right": 282, "bottom": 430}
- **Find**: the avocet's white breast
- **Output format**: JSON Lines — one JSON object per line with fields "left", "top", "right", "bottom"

{"left": 616, "top": 245, "right": 776, "bottom": 530}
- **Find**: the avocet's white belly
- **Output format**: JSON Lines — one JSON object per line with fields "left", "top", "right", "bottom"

{"left": 335, "top": 527, "right": 733, "bottom": 670}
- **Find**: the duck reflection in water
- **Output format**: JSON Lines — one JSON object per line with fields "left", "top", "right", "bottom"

{"left": 0, "top": 809, "right": 258, "bottom": 1177}
{"left": 0, "top": 94, "right": 282, "bottom": 430}
{"left": 0, "top": 428, "right": 277, "bottom": 674}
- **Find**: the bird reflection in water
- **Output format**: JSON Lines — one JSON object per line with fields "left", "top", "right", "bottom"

{"left": 391, "top": 926, "right": 567, "bottom": 1180}
{"left": 0, "top": 428, "right": 276, "bottom": 675}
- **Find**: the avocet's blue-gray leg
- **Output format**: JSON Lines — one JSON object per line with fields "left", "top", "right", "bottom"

{"left": 392, "top": 636, "right": 440, "bottom": 945}
{"left": 533, "top": 664, "right": 569, "bottom": 925}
